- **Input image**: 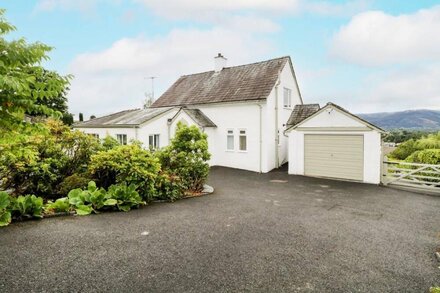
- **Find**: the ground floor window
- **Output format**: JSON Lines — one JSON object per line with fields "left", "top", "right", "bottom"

{"left": 149, "top": 134, "right": 160, "bottom": 149}
{"left": 239, "top": 129, "right": 247, "bottom": 151}
{"left": 116, "top": 134, "right": 127, "bottom": 145}
{"left": 227, "top": 130, "right": 234, "bottom": 151}
{"left": 89, "top": 133, "right": 99, "bottom": 139}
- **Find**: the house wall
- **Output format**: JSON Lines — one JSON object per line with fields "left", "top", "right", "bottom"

{"left": 264, "top": 62, "right": 302, "bottom": 171}
{"left": 77, "top": 127, "right": 137, "bottom": 143}
{"left": 137, "top": 108, "right": 179, "bottom": 147}
{"left": 193, "top": 102, "right": 264, "bottom": 172}
{"left": 74, "top": 108, "right": 180, "bottom": 147}
{"left": 287, "top": 109, "right": 382, "bottom": 184}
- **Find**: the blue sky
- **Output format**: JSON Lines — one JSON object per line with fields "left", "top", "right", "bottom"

{"left": 3, "top": 0, "right": 440, "bottom": 118}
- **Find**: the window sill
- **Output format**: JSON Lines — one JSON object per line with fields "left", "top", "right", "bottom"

{"left": 237, "top": 150, "right": 248, "bottom": 153}
{"left": 226, "top": 150, "right": 235, "bottom": 152}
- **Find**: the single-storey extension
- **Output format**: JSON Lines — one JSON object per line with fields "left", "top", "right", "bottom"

{"left": 286, "top": 103, "right": 385, "bottom": 184}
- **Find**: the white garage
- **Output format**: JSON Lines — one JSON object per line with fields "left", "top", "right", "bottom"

{"left": 286, "top": 103, "right": 384, "bottom": 184}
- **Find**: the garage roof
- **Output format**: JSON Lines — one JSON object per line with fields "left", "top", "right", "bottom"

{"left": 286, "top": 104, "right": 320, "bottom": 127}
{"left": 286, "top": 102, "right": 385, "bottom": 133}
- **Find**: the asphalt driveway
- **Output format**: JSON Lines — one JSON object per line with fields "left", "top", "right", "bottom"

{"left": 0, "top": 166, "right": 439, "bottom": 292}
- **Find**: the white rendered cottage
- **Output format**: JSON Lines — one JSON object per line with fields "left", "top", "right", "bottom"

{"left": 74, "top": 55, "right": 384, "bottom": 183}
{"left": 74, "top": 55, "right": 303, "bottom": 173}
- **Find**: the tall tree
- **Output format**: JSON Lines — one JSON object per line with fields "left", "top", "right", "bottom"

{"left": 0, "top": 9, "right": 71, "bottom": 132}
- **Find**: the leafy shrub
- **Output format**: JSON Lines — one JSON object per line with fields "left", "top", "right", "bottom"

{"left": 11, "top": 195, "right": 44, "bottom": 219}
{"left": 0, "top": 192, "right": 12, "bottom": 227}
{"left": 68, "top": 181, "right": 116, "bottom": 215}
{"left": 158, "top": 123, "right": 211, "bottom": 192}
{"left": 67, "top": 181, "right": 145, "bottom": 215}
{"left": 89, "top": 144, "right": 160, "bottom": 200}
{"left": 44, "top": 198, "right": 70, "bottom": 214}
{"left": 390, "top": 132, "right": 440, "bottom": 160}
{"left": 0, "top": 119, "right": 102, "bottom": 198}
{"left": 390, "top": 139, "right": 418, "bottom": 160}
{"left": 57, "top": 174, "right": 91, "bottom": 196}
{"left": 107, "top": 184, "right": 145, "bottom": 212}
{"left": 416, "top": 132, "right": 440, "bottom": 149}
{"left": 101, "top": 136, "right": 120, "bottom": 150}
{"left": 406, "top": 149, "right": 440, "bottom": 165}
{"left": 154, "top": 171, "right": 184, "bottom": 201}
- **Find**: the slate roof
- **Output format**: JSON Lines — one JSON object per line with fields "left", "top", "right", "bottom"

{"left": 73, "top": 107, "right": 172, "bottom": 128}
{"left": 286, "top": 104, "right": 320, "bottom": 127}
{"left": 151, "top": 56, "right": 291, "bottom": 108}
{"left": 183, "top": 109, "right": 216, "bottom": 127}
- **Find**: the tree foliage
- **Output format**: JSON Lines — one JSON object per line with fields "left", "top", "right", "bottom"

{"left": 390, "top": 131, "right": 440, "bottom": 162}
{"left": 406, "top": 149, "right": 440, "bottom": 165}
{"left": 0, "top": 9, "right": 71, "bottom": 132}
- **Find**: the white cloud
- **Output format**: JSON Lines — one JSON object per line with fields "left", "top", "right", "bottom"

{"left": 304, "top": 0, "right": 370, "bottom": 17}
{"left": 67, "top": 27, "right": 273, "bottom": 117}
{"left": 331, "top": 6, "right": 440, "bottom": 66}
{"left": 135, "top": 0, "right": 300, "bottom": 20}
{"left": 357, "top": 64, "right": 440, "bottom": 112}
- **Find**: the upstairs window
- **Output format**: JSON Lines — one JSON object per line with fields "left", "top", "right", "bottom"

{"left": 149, "top": 134, "right": 160, "bottom": 149}
{"left": 283, "top": 87, "right": 292, "bottom": 108}
{"left": 227, "top": 130, "right": 234, "bottom": 151}
{"left": 239, "top": 130, "right": 247, "bottom": 151}
{"left": 116, "top": 134, "right": 127, "bottom": 145}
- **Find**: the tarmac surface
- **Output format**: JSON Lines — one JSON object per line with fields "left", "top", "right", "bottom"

{"left": 0, "top": 166, "right": 439, "bottom": 292}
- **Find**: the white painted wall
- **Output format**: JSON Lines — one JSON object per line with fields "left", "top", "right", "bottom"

{"left": 264, "top": 62, "right": 302, "bottom": 171}
{"left": 287, "top": 107, "right": 383, "bottom": 184}
{"left": 300, "top": 107, "right": 365, "bottom": 128}
{"left": 137, "top": 108, "right": 179, "bottom": 147}
{"left": 78, "top": 127, "right": 137, "bottom": 143}
{"left": 193, "top": 102, "right": 263, "bottom": 172}
{"left": 75, "top": 108, "right": 180, "bottom": 147}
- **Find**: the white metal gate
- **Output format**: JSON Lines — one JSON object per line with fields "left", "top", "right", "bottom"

{"left": 382, "top": 157, "right": 440, "bottom": 194}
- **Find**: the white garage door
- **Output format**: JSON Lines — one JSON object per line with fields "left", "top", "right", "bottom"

{"left": 304, "top": 134, "right": 364, "bottom": 181}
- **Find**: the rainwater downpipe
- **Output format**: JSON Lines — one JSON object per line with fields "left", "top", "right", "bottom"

{"left": 274, "top": 78, "right": 281, "bottom": 169}
{"left": 257, "top": 103, "right": 263, "bottom": 173}
{"left": 167, "top": 119, "right": 172, "bottom": 144}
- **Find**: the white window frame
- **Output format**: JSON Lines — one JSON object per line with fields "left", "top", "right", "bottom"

{"left": 283, "top": 87, "right": 292, "bottom": 108}
{"left": 238, "top": 129, "right": 247, "bottom": 152}
{"left": 116, "top": 134, "right": 127, "bottom": 145}
{"left": 226, "top": 129, "right": 234, "bottom": 151}
{"left": 149, "top": 134, "right": 160, "bottom": 149}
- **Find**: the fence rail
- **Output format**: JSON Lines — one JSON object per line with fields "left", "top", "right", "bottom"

{"left": 382, "top": 157, "right": 440, "bottom": 194}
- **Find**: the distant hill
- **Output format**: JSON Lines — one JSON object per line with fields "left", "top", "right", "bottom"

{"left": 358, "top": 109, "right": 440, "bottom": 130}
